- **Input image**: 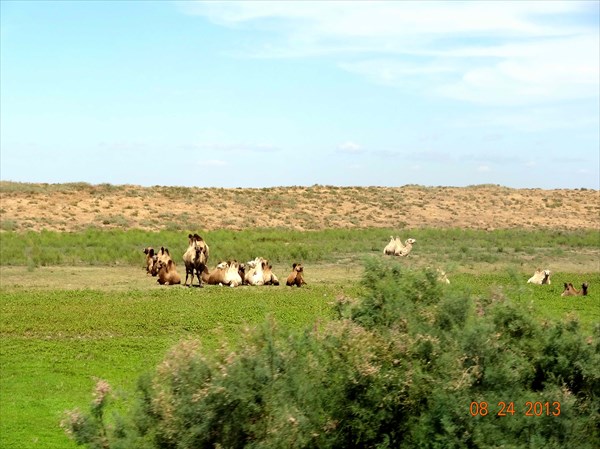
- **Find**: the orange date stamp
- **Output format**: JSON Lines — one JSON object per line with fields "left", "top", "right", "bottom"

{"left": 470, "top": 401, "right": 561, "bottom": 417}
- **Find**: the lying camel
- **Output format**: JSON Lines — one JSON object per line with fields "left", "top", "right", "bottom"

{"left": 156, "top": 259, "right": 181, "bottom": 285}
{"left": 262, "top": 262, "right": 280, "bottom": 286}
{"left": 201, "top": 261, "right": 243, "bottom": 287}
{"left": 383, "top": 236, "right": 397, "bottom": 255}
{"left": 527, "top": 269, "right": 551, "bottom": 285}
{"left": 244, "top": 257, "right": 267, "bottom": 286}
{"left": 157, "top": 247, "right": 173, "bottom": 265}
{"left": 286, "top": 263, "right": 306, "bottom": 287}
{"left": 561, "top": 282, "right": 588, "bottom": 297}
{"left": 395, "top": 238, "right": 416, "bottom": 257}
{"left": 143, "top": 247, "right": 157, "bottom": 276}
{"left": 383, "top": 236, "right": 417, "bottom": 257}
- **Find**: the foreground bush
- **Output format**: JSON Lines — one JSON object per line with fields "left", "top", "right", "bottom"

{"left": 63, "top": 259, "right": 600, "bottom": 448}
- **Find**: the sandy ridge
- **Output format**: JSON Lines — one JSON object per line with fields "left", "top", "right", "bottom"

{"left": 0, "top": 182, "right": 597, "bottom": 232}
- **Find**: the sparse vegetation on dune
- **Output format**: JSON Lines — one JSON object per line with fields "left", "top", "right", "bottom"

{"left": 1, "top": 181, "right": 597, "bottom": 232}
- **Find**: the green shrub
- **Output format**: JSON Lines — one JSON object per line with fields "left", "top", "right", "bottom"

{"left": 63, "top": 261, "right": 600, "bottom": 448}
{"left": 0, "top": 220, "right": 18, "bottom": 231}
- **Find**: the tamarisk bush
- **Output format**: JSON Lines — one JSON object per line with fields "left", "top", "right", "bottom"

{"left": 64, "top": 259, "right": 600, "bottom": 448}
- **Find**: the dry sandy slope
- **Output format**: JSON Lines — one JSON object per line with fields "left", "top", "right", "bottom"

{"left": 0, "top": 182, "right": 598, "bottom": 232}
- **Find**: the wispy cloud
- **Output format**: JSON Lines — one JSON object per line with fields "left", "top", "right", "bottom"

{"left": 447, "top": 105, "right": 600, "bottom": 132}
{"left": 181, "top": 1, "right": 599, "bottom": 106}
{"left": 337, "top": 141, "right": 364, "bottom": 154}
{"left": 181, "top": 1, "right": 589, "bottom": 41}
{"left": 339, "top": 32, "right": 599, "bottom": 106}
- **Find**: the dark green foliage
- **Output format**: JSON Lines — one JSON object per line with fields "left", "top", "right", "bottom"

{"left": 64, "top": 261, "right": 600, "bottom": 448}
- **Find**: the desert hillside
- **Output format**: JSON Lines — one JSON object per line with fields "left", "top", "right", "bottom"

{"left": 0, "top": 182, "right": 597, "bottom": 232}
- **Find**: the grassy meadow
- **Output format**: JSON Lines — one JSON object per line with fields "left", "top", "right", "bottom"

{"left": 1, "top": 227, "right": 598, "bottom": 269}
{"left": 0, "top": 228, "right": 599, "bottom": 448}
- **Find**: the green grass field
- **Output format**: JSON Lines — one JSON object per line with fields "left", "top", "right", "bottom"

{"left": 1, "top": 228, "right": 598, "bottom": 270}
{"left": 0, "top": 228, "right": 598, "bottom": 448}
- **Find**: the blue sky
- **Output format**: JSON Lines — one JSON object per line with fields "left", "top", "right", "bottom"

{"left": 1, "top": 1, "right": 598, "bottom": 189}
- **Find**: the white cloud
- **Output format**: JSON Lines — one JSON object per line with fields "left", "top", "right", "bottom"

{"left": 182, "top": 1, "right": 588, "bottom": 40}
{"left": 337, "top": 141, "right": 363, "bottom": 154}
{"left": 448, "top": 105, "right": 600, "bottom": 132}
{"left": 181, "top": 1, "right": 599, "bottom": 106}
{"left": 339, "top": 59, "right": 456, "bottom": 89}
{"left": 477, "top": 165, "right": 491, "bottom": 172}
{"left": 339, "top": 33, "right": 599, "bottom": 106}
{"left": 435, "top": 35, "right": 599, "bottom": 105}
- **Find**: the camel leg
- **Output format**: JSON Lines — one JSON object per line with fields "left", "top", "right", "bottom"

{"left": 195, "top": 270, "right": 203, "bottom": 288}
